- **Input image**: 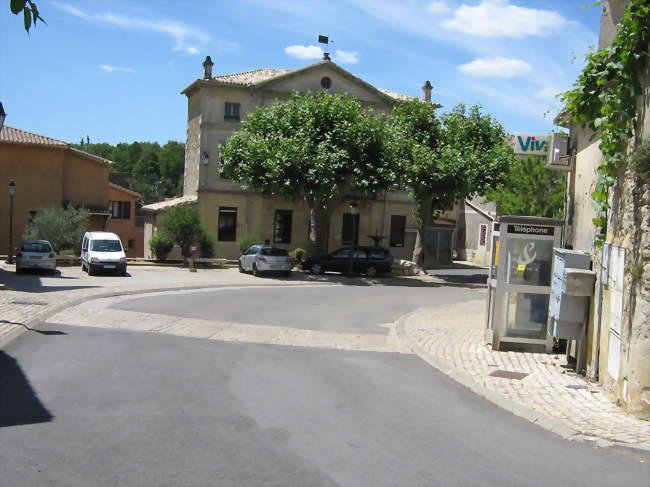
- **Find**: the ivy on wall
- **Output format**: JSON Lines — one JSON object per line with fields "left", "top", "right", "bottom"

{"left": 563, "top": 0, "right": 650, "bottom": 246}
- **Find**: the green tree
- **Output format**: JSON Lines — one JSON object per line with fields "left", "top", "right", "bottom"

{"left": 159, "top": 204, "right": 205, "bottom": 261}
{"left": 221, "top": 91, "right": 395, "bottom": 256}
{"left": 23, "top": 205, "right": 88, "bottom": 252}
{"left": 159, "top": 141, "right": 185, "bottom": 197}
{"left": 10, "top": 0, "right": 45, "bottom": 32}
{"left": 484, "top": 156, "right": 566, "bottom": 218}
{"left": 390, "top": 101, "right": 513, "bottom": 265}
{"left": 133, "top": 148, "right": 162, "bottom": 203}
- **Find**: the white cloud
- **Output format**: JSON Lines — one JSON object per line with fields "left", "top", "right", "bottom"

{"left": 533, "top": 86, "right": 561, "bottom": 100}
{"left": 334, "top": 50, "right": 359, "bottom": 64}
{"left": 426, "top": 2, "right": 450, "bottom": 14}
{"left": 459, "top": 57, "right": 532, "bottom": 78}
{"left": 52, "top": 2, "right": 210, "bottom": 55}
{"left": 100, "top": 65, "right": 135, "bottom": 73}
{"left": 442, "top": 0, "right": 567, "bottom": 38}
{"left": 284, "top": 44, "right": 324, "bottom": 60}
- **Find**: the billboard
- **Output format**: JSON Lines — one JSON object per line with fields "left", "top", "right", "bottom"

{"left": 513, "top": 134, "right": 549, "bottom": 155}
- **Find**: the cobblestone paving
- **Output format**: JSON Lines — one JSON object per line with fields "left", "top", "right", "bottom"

{"left": 402, "top": 300, "right": 650, "bottom": 448}
{"left": 46, "top": 290, "right": 410, "bottom": 353}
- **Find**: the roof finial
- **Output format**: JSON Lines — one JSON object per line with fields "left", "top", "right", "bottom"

{"left": 202, "top": 56, "right": 214, "bottom": 79}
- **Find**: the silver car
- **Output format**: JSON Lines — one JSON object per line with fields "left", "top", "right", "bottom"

{"left": 15, "top": 240, "right": 57, "bottom": 274}
{"left": 239, "top": 245, "right": 292, "bottom": 277}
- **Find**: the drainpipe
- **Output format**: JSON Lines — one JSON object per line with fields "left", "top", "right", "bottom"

{"left": 592, "top": 244, "right": 605, "bottom": 381}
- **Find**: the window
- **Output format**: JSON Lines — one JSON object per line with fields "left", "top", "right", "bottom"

{"left": 224, "top": 102, "right": 240, "bottom": 121}
{"left": 261, "top": 248, "right": 288, "bottom": 256}
{"left": 389, "top": 215, "right": 406, "bottom": 247}
{"left": 90, "top": 240, "right": 122, "bottom": 252}
{"left": 218, "top": 207, "right": 237, "bottom": 241}
{"left": 341, "top": 213, "right": 359, "bottom": 246}
{"left": 273, "top": 210, "right": 293, "bottom": 243}
{"left": 478, "top": 224, "right": 488, "bottom": 248}
{"left": 332, "top": 248, "right": 351, "bottom": 259}
{"left": 128, "top": 239, "right": 136, "bottom": 250}
{"left": 321, "top": 77, "right": 332, "bottom": 89}
{"left": 110, "top": 201, "right": 131, "bottom": 220}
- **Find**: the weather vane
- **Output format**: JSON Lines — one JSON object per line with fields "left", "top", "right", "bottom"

{"left": 318, "top": 34, "right": 333, "bottom": 61}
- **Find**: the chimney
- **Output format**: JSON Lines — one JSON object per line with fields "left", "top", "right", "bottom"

{"left": 422, "top": 80, "right": 433, "bottom": 102}
{"left": 202, "top": 56, "right": 214, "bottom": 79}
{"left": 323, "top": 52, "right": 331, "bottom": 62}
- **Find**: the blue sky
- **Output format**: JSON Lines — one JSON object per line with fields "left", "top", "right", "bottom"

{"left": 1, "top": 0, "right": 601, "bottom": 145}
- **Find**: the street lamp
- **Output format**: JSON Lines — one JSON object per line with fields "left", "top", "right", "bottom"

{"left": 0, "top": 102, "right": 6, "bottom": 133}
{"left": 348, "top": 201, "right": 359, "bottom": 276}
{"left": 7, "top": 180, "right": 16, "bottom": 264}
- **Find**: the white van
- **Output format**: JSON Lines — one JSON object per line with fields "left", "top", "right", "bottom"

{"left": 81, "top": 231, "right": 128, "bottom": 276}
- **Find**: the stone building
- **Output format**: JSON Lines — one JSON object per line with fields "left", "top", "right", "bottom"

{"left": 557, "top": 0, "right": 650, "bottom": 417}
{"left": 144, "top": 55, "right": 458, "bottom": 264}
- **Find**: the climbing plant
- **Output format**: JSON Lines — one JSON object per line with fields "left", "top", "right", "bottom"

{"left": 562, "top": 0, "right": 650, "bottom": 246}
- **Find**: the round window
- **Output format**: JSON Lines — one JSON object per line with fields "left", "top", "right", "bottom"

{"left": 320, "top": 77, "right": 332, "bottom": 89}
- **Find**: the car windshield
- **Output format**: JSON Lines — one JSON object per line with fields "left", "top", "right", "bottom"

{"left": 22, "top": 242, "right": 52, "bottom": 253}
{"left": 260, "top": 248, "right": 288, "bottom": 256}
{"left": 90, "top": 240, "right": 122, "bottom": 252}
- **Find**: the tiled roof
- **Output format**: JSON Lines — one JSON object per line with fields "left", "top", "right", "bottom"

{"left": 0, "top": 126, "right": 68, "bottom": 147}
{"left": 205, "top": 67, "right": 413, "bottom": 101}
{"left": 141, "top": 195, "right": 197, "bottom": 212}
{"left": 210, "top": 68, "right": 290, "bottom": 87}
{"left": 109, "top": 182, "right": 141, "bottom": 198}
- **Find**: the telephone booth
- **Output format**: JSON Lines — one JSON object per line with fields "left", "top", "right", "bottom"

{"left": 487, "top": 216, "right": 563, "bottom": 351}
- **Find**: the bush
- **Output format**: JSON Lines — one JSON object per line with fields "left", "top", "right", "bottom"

{"left": 289, "top": 248, "right": 305, "bottom": 263}
{"left": 23, "top": 205, "right": 89, "bottom": 252}
{"left": 149, "top": 233, "right": 174, "bottom": 260}
{"left": 198, "top": 232, "right": 215, "bottom": 258}
{"left": 239, "top": 235, "right": 260, "bottom": 254}
{"left": 160, "top": 203, "right": 203, "bottom": 258}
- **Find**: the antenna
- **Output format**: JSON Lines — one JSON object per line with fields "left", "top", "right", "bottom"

{"left": 318, "top": 34, "right": 332, "bottom": 61}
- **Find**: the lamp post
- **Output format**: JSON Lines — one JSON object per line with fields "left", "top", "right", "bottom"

{"left": 348, "top": 201, "right": 358, "bottom": 276}
{"left": 0, "top": 102, "right": 6, "bottom": 132}
{"left": 7, "top": 180, "right": 16, "bottom": 264}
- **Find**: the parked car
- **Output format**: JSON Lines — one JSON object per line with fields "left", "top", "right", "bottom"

{"left": 302, "top": 246, "right": 393, "bottom": 277}
{"left": 81, "top": 231, "right": 128, "bottom": 276}
{"left": 15, "top": 240, "right": 57, "bottom": 274}
{"left": 239, "top": 245, "right": 292, "bottom": 277}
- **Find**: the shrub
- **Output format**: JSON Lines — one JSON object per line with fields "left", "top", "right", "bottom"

{"left": 160, "top": 203, "right": 203, "bottom": 258}
{"left": 239, "top": 234, "right": 260, "bottom": 254}
{"left": 23, "top": 205, "right": 89, "bottom": 252}
{"left": 289, "top": 248, "right": 305, "bottom": 263}
{"left": 149, "top": 232, "right": 174, "bottom": 260}
{"left": 198, "top": 232, "right": 215, "bottom": 258}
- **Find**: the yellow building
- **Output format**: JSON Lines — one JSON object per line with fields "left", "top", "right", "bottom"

{"left": 144, "top": 56, "right": 458, "bottom": 264}
{"left": 0, "top": 126, "right": 111, "bottom": 251}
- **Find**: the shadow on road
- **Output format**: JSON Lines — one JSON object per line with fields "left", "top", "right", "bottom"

{"left": 0, "top": 350, "right": 54, "bottom": 427}
{"left": 0, "top": 269, "right": 100, "bottom": 294}
{"left": 1, "top": 320, "right": 67, "bottom": 336}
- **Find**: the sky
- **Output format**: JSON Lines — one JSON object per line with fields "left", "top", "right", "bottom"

{"left": 1, "top": 0, "right": 602, "bottom": 145}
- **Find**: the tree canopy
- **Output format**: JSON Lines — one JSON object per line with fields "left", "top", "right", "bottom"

{"left": 484, "top": 156, "right": 566, "bottom": 219}
{"left": 23, "top": 205, "right": 88, "bottom": 251}
{"left": 74, "top": 140, "right": 185, "bottom": 204}
{"left": 389, "top": 101, "right": 514, "bottom": 264}
{"left": 221, "top": 91, "right": 395, "bottom": 255}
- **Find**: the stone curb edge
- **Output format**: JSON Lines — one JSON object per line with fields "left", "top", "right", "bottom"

{"left": 0, "top": 282, "right": 318, "bottom": 349}
{"left": 394, "top": 309, "right": 649, "bottom": 453}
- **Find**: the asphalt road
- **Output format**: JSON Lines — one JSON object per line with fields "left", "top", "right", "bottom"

{"left": 113, "top": 283, "right": 485, "bottom": 335}
{"left": 2, "top": 324, "right": 648, "bottom": 487}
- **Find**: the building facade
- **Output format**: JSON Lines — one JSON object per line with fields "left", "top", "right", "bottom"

{"left": 144, "top": 56, "right": 458, "bottom": 264}
{"left": 0, "top": 126, "right": 111, "bottom": 250}
{"left": 559, "top": 0, "right": 650, "bottom": 417}
{"left": 106, "top": 181, "right": 144, "bottom": 258}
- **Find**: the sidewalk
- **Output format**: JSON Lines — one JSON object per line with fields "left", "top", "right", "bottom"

{"left": 397, "top": 299, "right": 650, "bottom": 449}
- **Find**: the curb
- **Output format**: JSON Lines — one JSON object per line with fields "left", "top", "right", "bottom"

{"left": 394, "top": 309, "right": 649, "bottom": 452}
{"left": 0, "top": 281, "right": 321, "bottom": 349}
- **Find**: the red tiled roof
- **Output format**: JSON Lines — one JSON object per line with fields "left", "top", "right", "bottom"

{"left": 0, "top": 126, "right": 69, "bottom": 147}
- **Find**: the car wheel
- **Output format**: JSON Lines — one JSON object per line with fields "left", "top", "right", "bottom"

{"left": 252, "top": 264, "right": 261, "bottom": 277}
{"left": 81, "top": 262, "right": 87, "bottom": 273}
{"left": 366, "top": 265, "right": 377, "bottom": 277}
{"left": 15, "top": 265, "right": 22, "bottom": 275}
{"left": 311, "top": 263, "right": 323, "bottom": 275}
{"left": 88, "top": 265, "right": 95, "bottom": 276}
{"left": 121, "top": 268, "right": 128, "bottom": 277}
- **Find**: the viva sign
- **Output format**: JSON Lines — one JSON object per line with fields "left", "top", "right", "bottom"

{"left": 513, "top": 134, "right": 549, "bottom": 155}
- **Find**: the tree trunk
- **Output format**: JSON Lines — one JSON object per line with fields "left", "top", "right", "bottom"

{"left": 412, "top": 195, "right": 433, "bottom": 267}
{"left": 308, "top": 200, "right": 331, "bottom": 257}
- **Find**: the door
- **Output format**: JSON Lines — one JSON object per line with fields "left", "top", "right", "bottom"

{"left": 328, "top": 248, "right": 352, "bottom": 273}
